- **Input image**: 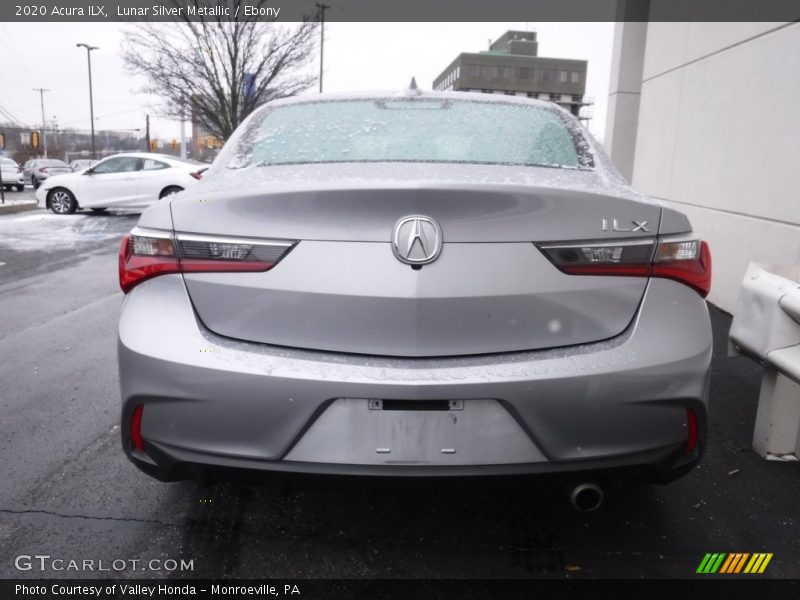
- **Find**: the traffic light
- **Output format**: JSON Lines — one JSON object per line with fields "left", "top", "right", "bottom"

{"left": 150, "top": 139, "right": 157, "bottom": 151}
{"left": 171, "top": 139, "right": 178, "bottom": 150}
{"left": 31, "top": 131, "right": 40, "bottom": 148}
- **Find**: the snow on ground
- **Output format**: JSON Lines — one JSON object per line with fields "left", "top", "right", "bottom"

{"left": 0, "top": 211, "right": 139, "bottom": 252}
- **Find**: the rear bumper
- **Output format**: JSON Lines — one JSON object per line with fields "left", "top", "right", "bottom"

{"left": 118, "top": 275, "right": 712, "bottom": 482}
{"left": 2, "top": 175, "right": 23, "bottom": 185}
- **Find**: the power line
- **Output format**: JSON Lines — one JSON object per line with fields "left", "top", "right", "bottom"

{"left": 57, "top": 106, "right": 153, "bottom": 127}
{"left": 0, "top": 104, "right": 27, "bottom": 126}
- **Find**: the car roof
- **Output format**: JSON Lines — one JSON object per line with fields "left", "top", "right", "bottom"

{"left": 98, "top": 152, "right": 196, "bottom": 163}
{"left": 261, "top": 89, "right": 568, "bottom": 114}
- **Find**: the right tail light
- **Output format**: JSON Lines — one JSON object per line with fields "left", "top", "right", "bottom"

{"left": 537, "top": 237, "right": 712, "bottom": 297}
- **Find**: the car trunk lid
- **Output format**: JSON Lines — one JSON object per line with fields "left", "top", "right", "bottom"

{"left": 171, "top": 168, "right": 661, "bottom": 357}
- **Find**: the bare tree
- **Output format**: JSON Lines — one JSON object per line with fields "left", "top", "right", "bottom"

{"left": 122, "top": 0, "right": 318, "bottom": 140}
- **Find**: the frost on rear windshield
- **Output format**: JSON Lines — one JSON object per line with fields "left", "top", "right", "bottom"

{"left": 229, "top": 99, "right": 593, "bottom": 170}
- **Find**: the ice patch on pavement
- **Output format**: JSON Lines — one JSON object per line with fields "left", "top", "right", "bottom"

{"left": 0, "top": 212, "right": 137, "bottom": 251}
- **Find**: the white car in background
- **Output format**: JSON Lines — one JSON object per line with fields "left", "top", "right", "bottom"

{"left": 1, "top": 157, "right": 25, "bottom": 192}
{"left": 69, "top": 159, "right": 98, "bottom": 172}
{"left": 36, "top": 153, "right": 206, "bottom": 214}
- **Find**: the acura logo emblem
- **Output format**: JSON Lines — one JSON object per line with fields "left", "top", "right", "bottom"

{"left": 391, "top": 215, "right": 443, "bottom": 265}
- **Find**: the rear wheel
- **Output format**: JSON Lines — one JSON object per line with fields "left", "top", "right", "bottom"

{"left": 32, "top": 176, "right": 40, "bottom": 189}
{"left": 15, "top": 185, "right": 24, "bottom": 192}
{"left": 159, "top": 186, "right": 183, "bottom": 199}
{"left": 48, "top": 188, "right": 77, "bottom": 214}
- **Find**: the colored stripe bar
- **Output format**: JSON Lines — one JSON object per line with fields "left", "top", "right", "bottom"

{"left": 695, "top": 553, "right": 711, "bottom": 573}
{"left": 719, "top": 554, "right": 736, "bottom": 574}
{"left": 744, "top": 554, "right": 760, "bottom": 573}
{"left": 697, "top": 553, "right": 714, "bottom": 574}
{"left": 710, "top": 553, "right": 727, "bottom": 574}
{"left": 733, "top": 553, "right": 750, "bottom": 573}
{"left": 758, "top": 554, "right": 773, "bottom": 573}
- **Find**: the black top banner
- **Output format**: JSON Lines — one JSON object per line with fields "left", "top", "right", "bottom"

{"left": 1, "top": 0, "right": 799, "bottom": 22}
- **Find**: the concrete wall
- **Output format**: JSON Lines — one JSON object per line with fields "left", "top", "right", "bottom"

{"left": 620, "top": 21, "right": 800, "bottom": 312}
{"left": 604, "top": 21, "right": 647, "bottom": 181}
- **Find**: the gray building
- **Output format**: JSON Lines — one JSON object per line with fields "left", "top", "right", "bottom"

{"left": 432, "top": 31, "right": 588, "bottom": 116}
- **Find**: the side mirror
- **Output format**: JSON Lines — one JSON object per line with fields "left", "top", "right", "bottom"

{"left": 83, "top": 168, "right": 94, "bottom": 175}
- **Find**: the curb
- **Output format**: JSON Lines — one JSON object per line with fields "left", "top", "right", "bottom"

{"left": 0, "top": 201, "right": 38, "bottom": 215}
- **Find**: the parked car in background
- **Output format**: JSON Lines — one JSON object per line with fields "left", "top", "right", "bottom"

{"left": 0, "top": 157, "right": 25, "bottom": 191}
{"left": 69, "top": 159, "right": 98, "bottom": 172}
{"left": 117, "top": 92, "right": 713, "bottom": 507}
{"left": 24, "top": 159, "right": 72, "bottom": 189}
{"left": 36, "top": 153, "right": 205, "bottom": 214}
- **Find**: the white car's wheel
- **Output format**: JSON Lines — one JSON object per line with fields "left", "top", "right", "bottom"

{"left": 159, "top": 186, "right": 183, "bottom": 199}
{"left": 48, "top": 188, "right": 77, "bottom": 214}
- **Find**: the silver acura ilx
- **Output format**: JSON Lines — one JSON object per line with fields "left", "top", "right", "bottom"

{"left": 117, "top": 91, "right": 712, "bottom": 497}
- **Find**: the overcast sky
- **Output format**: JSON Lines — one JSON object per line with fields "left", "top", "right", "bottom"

{"left": 0, "top": 22, "right": 613, "bottom": 143}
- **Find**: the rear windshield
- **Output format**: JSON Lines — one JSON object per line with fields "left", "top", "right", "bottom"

{"left": 232, "top": 99, "right": 593, "bottom": 170}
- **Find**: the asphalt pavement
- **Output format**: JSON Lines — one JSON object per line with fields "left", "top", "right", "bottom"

{"left": 0, "top": 202, "right": 798, "bottom": 580}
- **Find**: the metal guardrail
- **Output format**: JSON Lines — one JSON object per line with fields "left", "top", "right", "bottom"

{"left": 729, "top": 263, "right": 800, "bottom": 460}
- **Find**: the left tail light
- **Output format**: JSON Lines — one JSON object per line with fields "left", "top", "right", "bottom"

{"left": 39, "top": 167, "right": 48, "bottom": 173}
{"left": 537, "top": 236, "right": 712, "bottom": 297}
{"left": 119, "top": 227, "right": 296, "bottom": 293}
{"left": 130, "top": 405, "right": 145, "bottom": 452}
{"left": 685, "top": 408, "right": 699, "bottom": 455}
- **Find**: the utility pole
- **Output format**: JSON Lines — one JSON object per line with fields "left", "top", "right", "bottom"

{"left": 315, "top": 3, "right": 330, "bottom": 93}
{"left": 145, "top": 114, "right": 151, "bottom": 152}
{"left": 33, "top": 88, "right": 50, "bottom": 157}
{"left": 76, "top": 43, "right": 99, "bottom": 159}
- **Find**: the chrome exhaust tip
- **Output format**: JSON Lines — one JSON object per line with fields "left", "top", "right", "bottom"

{"left": 568, "top": 482, "right": 604, "bottom": 512}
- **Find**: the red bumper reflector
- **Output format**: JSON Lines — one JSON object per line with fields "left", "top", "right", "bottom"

{"left": 685, "top": 408, "right": 699, "bottom": 455}
{"left": 131, "top": 404, "right": 145, "bottom": 452}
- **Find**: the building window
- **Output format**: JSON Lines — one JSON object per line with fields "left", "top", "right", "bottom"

{"left": 517, "top": 67, "right": 530, "bottom": 79}
{"left": 466, "top": 64, "right": 480, "bottom": 77}
{"left": 503, "top": 67, "right": 514, "bottom": 79}
{"left": 571, "top": 71, "right": 580, "bottom": 83}
{"left": 559, "top": 71, "right": 568, "bottom": 83}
